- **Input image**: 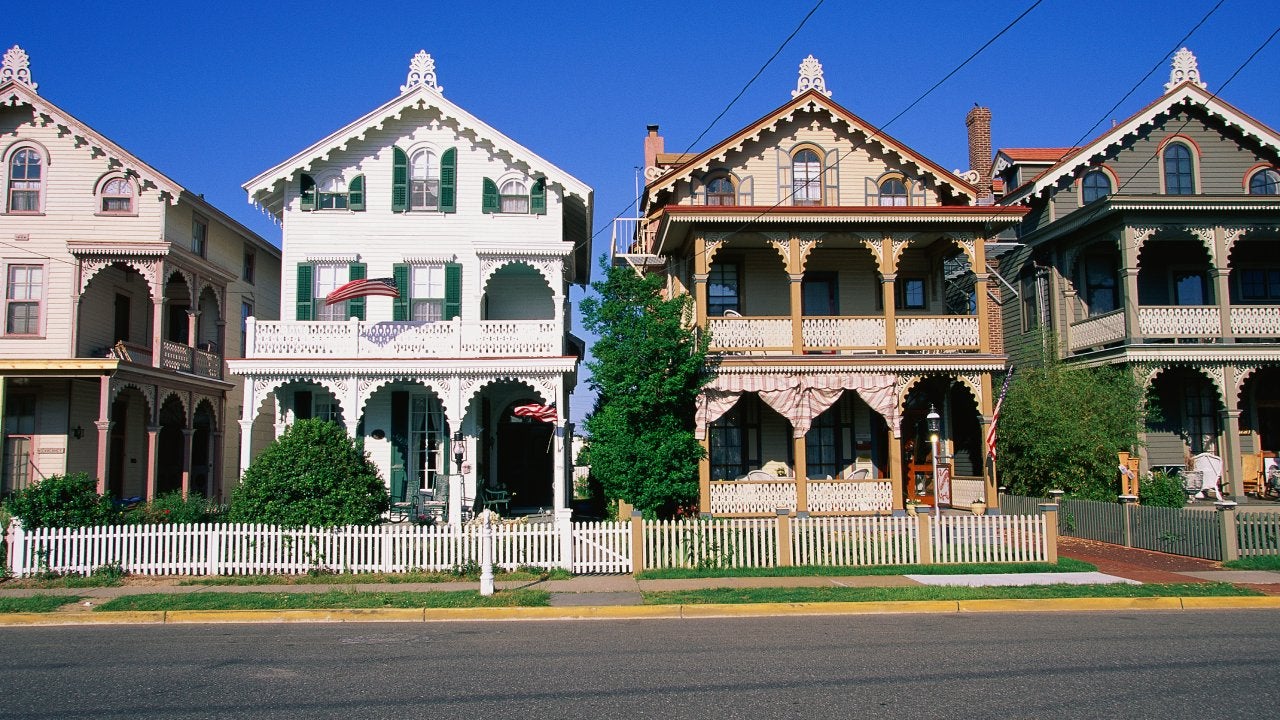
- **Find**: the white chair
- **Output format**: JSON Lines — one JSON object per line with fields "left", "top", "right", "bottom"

{"left": 849, "top": 468, "right": 870, "bottom": 480}
{"left": 481, "top": 485, "right": 511, "bottom": 513}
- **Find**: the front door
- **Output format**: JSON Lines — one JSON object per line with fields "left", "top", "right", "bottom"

{"left": 498, "top": 405, "right": 553, "bottom": 509}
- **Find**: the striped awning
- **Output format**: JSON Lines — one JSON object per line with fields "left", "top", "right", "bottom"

{"left": 696, "top": 371, "right": 900, "bottom": 439}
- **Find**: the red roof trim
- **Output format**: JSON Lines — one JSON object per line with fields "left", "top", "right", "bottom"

{"left": 658, "top": 204, "right": 1028, "bottom": 217}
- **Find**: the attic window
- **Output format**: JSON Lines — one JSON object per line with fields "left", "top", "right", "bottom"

{"left": 500, "top": 180, "right": 529, "bottom": 214}
{"left": 100, "top": 177, "right": 134, "bottom": 214}
{"left": 792, "top": 149, "right": 822, "bottom": 206}
{"left": 1081, "top": 170, "right": 1112, "bottom": 204}
{"left": 706, "top": 176, "right": 735, "bottom": 206}
{"left": 318, "top": 176, "right": 348, "bottom": 210}
{"left": 879, "top": 178, "right": 907, "bottom": 206}
{"left": 1249, "top": 169, "right": 1279, "bottom": 195}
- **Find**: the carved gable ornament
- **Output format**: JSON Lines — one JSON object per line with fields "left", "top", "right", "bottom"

{"left": 792, "top": 55, "right": 831, "bottom": 98}
{"left": 401, "top": 50, "right": 443, "bottom": 94}
{"left": 1165, "top": 47, "right": 1206, "bottom": 92}
{"left": 1, "top": 45, "right": 36, "bottom": 91}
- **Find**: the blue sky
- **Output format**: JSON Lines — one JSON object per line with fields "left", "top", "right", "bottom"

{"left": 13, "top": 0, "right": 1279, "bottom": 423}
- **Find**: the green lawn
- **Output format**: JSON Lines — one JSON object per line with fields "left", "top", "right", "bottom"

{"left": 93, "top": 588, "right": 550, "bottom": 612}
{"left": 1222, "top": 555, "right": 1280, "bottom": 571}
{"left": 0, "top": 595, "right": 82, "bottom": 613}
{"left": 636, "top": 558, "right": 1096, "bottom": 580}
{"left": 642, "top": 582, "right": 1260, "bottom": 605}
{"left": 178, "top": 567, "right": 571, "bottom": 586}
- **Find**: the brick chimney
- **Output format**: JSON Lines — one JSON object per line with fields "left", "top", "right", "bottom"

{"left": 644, "top": 124, "right": 664, "bottom": 174}
{"left": 966, "top": 106, "right": 993, "bottom": 203}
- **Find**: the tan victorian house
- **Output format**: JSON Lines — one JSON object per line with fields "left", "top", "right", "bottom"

{"left": 0, "top": 46, "right": 281, "bottom": 501}
{"left": 615, "top": 58, "right": 1026, "bottom": 516}
{"left": 995, "top": 50, "right": 1280, "bottom": 496}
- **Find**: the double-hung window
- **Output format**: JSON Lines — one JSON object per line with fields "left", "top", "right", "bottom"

{"left": 313, "top": 265, "right": 347, "bottom": 321}
{"left": 100, "top": 177, "right": 133, "bottom": 213}
{"left": 3, "top": 394, "right": 37, "bottom": 494}
{"left": 1163, "top": 143, "right": 1195, "bottom": 195}
{"left": 7, "top": 148, "right": 42, "bottom": 213}
{"left": 500, "top": 180, "right": 529, "bottom": 214}
{"left": 1083, "top": 252, "right": 1119, "bottom": 316}
{"left": 5, "top": 264, "right": 42, "bottom": 335}
{"left": 410, "top": 150, "right": 439, "bottom": 210}
{"left": 192, "top": 215, "right": 208, "bottom": 257}
{"left": 706, "top": 177, "right": 735, "bottom": 206}
{"left": 878, "top": 178, "right": 908, "bottom": 206}
{"left": 897, "top": 278, "right": 926, "bottom": 310}
{"left": 318, "top": 176, "right": 348, "bottom": 210}
{"left": 411, "top": 265, "right": 446, "bottom": 321}
{"left": 241, "top": 301, "right": 253, "bottom": 355}
{"left": 792, "top": 149, "right": 822, "bottom": 206}
{"left": 708, "top": 262, "right": 741, "bottom": 317}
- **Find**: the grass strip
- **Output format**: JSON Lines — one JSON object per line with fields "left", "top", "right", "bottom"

{"left": 178, "top": 567, "right": 572, "bottom": 586}
{"left": 1222, "top": 555, "right": 1280, "bottom": 571}
{"left": 0, "top": 574, "right": 125, "bottom": 589}
{"left": 0, "top": 595, "right": 82, "bottom": 613}
{"left": 642, "top": 582, "right": 1258, "bottom": 605}
{"left": 93, "top": 588, "right": 550, "bottom": 612}
{"left": 636, "top": 558, "right": 1096, "bottom": 580}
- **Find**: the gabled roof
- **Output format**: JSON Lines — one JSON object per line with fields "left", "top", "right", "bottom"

{"left": 1006, "top": 81, "right": 1280, "bottom": 204}
{"left": 0, "top": 78, "right": 184, "bottom": 203}
{"left": 644, "top": 89, "right": 978, "bottom": 206}
{"left": 244, "top": 82, "right": 593, "bottom": 219}
{"left": 997, "top": 147, "right": 1076, "bottom": 162}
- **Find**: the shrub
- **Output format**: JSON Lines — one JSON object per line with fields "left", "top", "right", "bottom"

{"left": 123, "top": 491, "right": 224, "bottom": 524}
{"left": 4, "top": 472, "right": 111, "bottom": 529}
{"left": 229, "top": 418, "right": 389, "bottom": 527}
{"left": 1139, "top": 471, "right": 1187, "bottom": 508}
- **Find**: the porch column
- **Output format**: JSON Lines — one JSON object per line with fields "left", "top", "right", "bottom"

{"left": 973, "top": 238, "right": 991, "bottom": 354}
{"left": 789, "top": 273, "right": 804, "bottom": 354}
{"left": 95, "top": 374, "right": 112, "bottom": 493}
{"left": 1212, "top": 267, "right": 1233, "bottom": 342}
{"left": 210, "top": 430, "right": 222, "bottom": 499}
{"left": 980, "top": 372, "right": 997, "bottom": 507}
{"left": 1061, "top": 289, "right": 1078, "bottom": 351}
{"left": 698, "top": 437, "right": 711, "bottom": 514}
{"left": 881, "top": 274, "right": 898, "bottom": 353}
{"left": 555, "top": 377, "right": 571, "bottom": 512}
{"left": 1222, "top": 409, "right": 1243, "bottom": 498}
{"left": 151, "top": 298, "right": 165, "bottom": 368}
{"left": 694, "top": 232, "right": 710, "bottom": 331}
{"left": 186, "top": 309, "right": 199, "bottom": 347}
{"left": 1121, "top": 227, "right": 1141, "bottom": 342}
{"left": 793, "top": 434, "right": 808, "bottom": 513}
{"left": 180, "top": 428, "right": 194, "bottom": 498}
{"left": 888, "top": 428, "right": 903, "bottom": 511}
{"left": 145, "top": 424, "right": 159, "bottom": 500}
{"left": 238, "top": 420, "right": 254, "bottom": 481}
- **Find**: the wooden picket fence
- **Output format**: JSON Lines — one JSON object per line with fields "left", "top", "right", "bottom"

{"left": 1237, "top": 512, "right": 1280, "bottom": 557}
{"left": 932, "top": 514, "right": 1050, "bottom": 564}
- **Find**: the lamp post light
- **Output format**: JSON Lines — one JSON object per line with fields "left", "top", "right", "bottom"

{"left": 451, "top": 430, "right": 467, "bottom": 468}
{"left": 927, "top": 406, "right": 941, "bottom": 520}
{"left": 450, "top": 431, "right": 467, "bottom": 529}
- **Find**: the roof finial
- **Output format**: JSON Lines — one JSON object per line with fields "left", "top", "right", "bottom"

{"left": 1, "top": 45, "right": 37, "bottom": 92}
{"left": 792, "top": 55, "right": 831, "bottom": 98}
{"left": 1166, "top": 47, "right": 1206, "bottom": 91}
{"left": 401, "top": 50, "right": 443, "bottom": 94}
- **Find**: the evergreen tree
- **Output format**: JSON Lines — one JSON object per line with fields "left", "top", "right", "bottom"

{"left": 580, "top": 262, "right": 710, "bottom": 517}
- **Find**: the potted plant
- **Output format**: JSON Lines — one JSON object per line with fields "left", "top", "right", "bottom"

{"left": 905, "top": 498, "right": 921, "bottom": 516}
{"left": 970, "top": 497, "right": 987, "bottom": 516}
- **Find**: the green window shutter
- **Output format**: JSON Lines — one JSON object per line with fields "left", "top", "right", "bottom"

{"left": 444, "top": 263, "right": 462, "bottom": 320}
{"left": 392, "top": 263, "right": 410, "bottom": 321}
{"left": 295, "top": 264, "right": 314, "bottom": 320}
{"left": 392, "top": 147, "right": 408, "bottom": 212}
{"left": 530, "top": 177, "right": 546, "bottom": 215}
{"left": 482, "top": 178, "right": 498, "bottom": 214}
{"left": 347, "top": 263, "right": 367, "bottom": 320}
{"left": 439, "top": 147, "right": 457, "bottom": 213}
{"left": 348, "top": 175, "right": 365, "bottom": 211}
{"left": 300, "top": 174, "right": 317, "bottom": 211}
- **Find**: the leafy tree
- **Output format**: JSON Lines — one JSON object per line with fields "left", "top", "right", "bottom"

{"left": 580, "top": 262, "right": 710, "bottom": 518}
{"left": 229, "top": 418, "right": 388, "bottom": 527}
{"left": 997, "top": 338, "right": 1145, "bottom": 501}
{"left": 4, "top": 472, "right": 111, "bottom": 529}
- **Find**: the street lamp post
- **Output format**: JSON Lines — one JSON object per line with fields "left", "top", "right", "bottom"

{"left": 450, "top": 431, "right": 467, "bottom": 528}
{"left": 927, "top": 406, "right": 941, "bottom": 521}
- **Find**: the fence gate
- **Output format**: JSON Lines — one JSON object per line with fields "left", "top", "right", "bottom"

{"left": 571, "top": 521, "right": 632, "bottom": 573}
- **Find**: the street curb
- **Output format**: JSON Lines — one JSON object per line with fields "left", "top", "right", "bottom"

{"left": 4, "top": 595, "right": 1280, "bottom": 626}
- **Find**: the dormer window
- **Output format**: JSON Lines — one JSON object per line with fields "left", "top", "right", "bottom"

{"left": 792, "top": 149, "right": 822, "bottom": 206}
{"left": 706, "top": 176, "right": 735, "bottom": 206}
{"left": 1162, "top": 142, "right": 1195, "bottom": 195}
{"left": 7, "top": 147, "right": 42, "bottom": 213}
{"left": 100, "top": 177, "right": 134, "bottom": 214}
{"left": 1081, "top": 169, "right": 1112, "bottom": 204}
{"left": 878, "top": 178, "right": 908, "bottom": 206}
{"left": 1249, "top": 168, "right": 1279, "bottom": 195}
{"left": 410, "top": 150, "right": 439, "bottom": 209}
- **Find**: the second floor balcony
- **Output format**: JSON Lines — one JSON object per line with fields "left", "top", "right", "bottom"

{"left": 244, "top": 317, "right": 566, "bottom": 359}
{"left": 707, "top": 315, "right": 981, "bottom": 354}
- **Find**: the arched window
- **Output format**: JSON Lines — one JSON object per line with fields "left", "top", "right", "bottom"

{"left": 100, "top": 177, "right": 133, "bottom": 213}
{"left": 792, "top": 149, "right": 822, "bottom": 206}
{"left": 410, "top": 149, "right": 438, "bottom": 209}
{"left": 317, "top": 175, "right": 348, "bottom": 209}
{"left": 500, "top": 180, "right": 528, "bottom": 214}
{"left": 879, "top": 178, "right": 907, "bottom": 206}
{"left": 1249, "top": 168, "right": 1279, "bottom": 195}
{"left": 706, "top": 176, "right": 734, "bottom": 206}
{"left": 1162, "top": 143, "right": 1195, "bottom": 195}
{"left": 1081, "top": 169, "right": 1112, "bottom": 204}
{"left": 8, "top": 148, "right": 42, "bottom": 212}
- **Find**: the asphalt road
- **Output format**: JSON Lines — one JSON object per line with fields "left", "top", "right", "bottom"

{"left": 3, "top": 612, "right": 1278, "bottom": 719}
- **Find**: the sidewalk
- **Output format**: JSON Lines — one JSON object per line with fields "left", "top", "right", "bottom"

{"left": 1057, "top": 536, "right": 1280, "bottom": 595}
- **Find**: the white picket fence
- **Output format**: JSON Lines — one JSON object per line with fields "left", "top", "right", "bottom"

{"left": 5, "top": 513, "right": 1050, "bottom": 577}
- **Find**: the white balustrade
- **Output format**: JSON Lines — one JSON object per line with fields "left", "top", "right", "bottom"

{"left": 1138, "top": 306, "right": 1220, "bottom": 336}
{"left": 707, "top": 317, "right": 792, "bottom": 351}
{"left": 806, "top": 480, "right": 893, "bottom": 512}
{"left": 1230, "top": 306, "right": 1280, "bottom": 337}
{"left": 709, "top": 480, "right": 797, "bottom": 514}
{"left": 895, "top": 316, "right": 980, "bottom": 349}
{"left": 247, "top": 319, "right": 563, "bottom": 358}
{"left": 802, "top": 317, "right": 886, "bottom": 350}
{"left": 1069, "top": 310, "right": 1126, "bottom": 351}
{"left": 160, "top": 340, "right": 193, "bottom": 371}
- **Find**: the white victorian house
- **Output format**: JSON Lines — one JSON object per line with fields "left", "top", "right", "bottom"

{"left": 229, "top": 52, "right": 592, "bottom": 522}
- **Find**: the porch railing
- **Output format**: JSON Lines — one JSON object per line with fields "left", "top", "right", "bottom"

{"left": 706, "top": 316, "right": 792, "bottom": 352}
{"left": 801, "top": 317, "right": 885, "bottom": 351}
{"left": 247, "top": 318, "right": 563, "bottom": 359}
{"left": 707, "top": 315, "right": 981, "bottom": 353}
{"left": 159, "top": 340, "right": 224, "bottom": 379}
{"left": 1069, "top": 309, "right": 1126, "bottom": 351}
{"left": 894, "top": 316, "right": 980, "bottom": 350}
{"left": 1138, "top": 306, "right": 1220, "bottom": 338}
{"left": 1230, "top": 306, "right": 1280, "bottom": 337}
{"left": 709, "top": 479, "right": 797, "bottom": 515}
{"left": 806, "top": 480, "right": 893, "bottom": 512}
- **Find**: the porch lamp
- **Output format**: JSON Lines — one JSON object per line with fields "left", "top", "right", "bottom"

{"left": 451, "top": 430, "right": 467, "bottom": 468}
{"left": 927, "top": 406, "right": 941, "bottom": 518}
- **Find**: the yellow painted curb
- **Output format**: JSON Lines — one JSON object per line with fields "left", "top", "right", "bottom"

{"left": 0, "top": 611, "right": 165, "bottom": 626}
{"left": 678, "top": 600, "right": 960, "bottom": 617}
{"left": 423, "top": 605, "right": 683, "bottom": 621}
{"left": 959, "top": 597, "right": 1184, "bottom": 613}
{"left": 164, "top": 608, "right": 426, "bottom": 624}
{"left": 1180, "top": 596, "right": 1280, "bottom": 609}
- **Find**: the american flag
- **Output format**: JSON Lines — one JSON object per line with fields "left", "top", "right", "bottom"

{"left": 986, "top": 366, "right": 1015, "bottom": 460}
{"left": 324, "top": 277, "right": 399, "bottom": 305}
{"left": 513, "top": 403, "right": 557, "bottom": 423}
